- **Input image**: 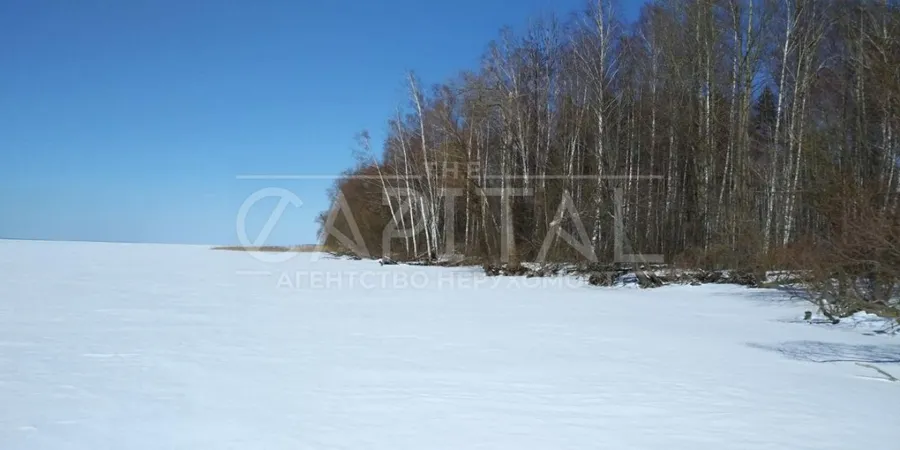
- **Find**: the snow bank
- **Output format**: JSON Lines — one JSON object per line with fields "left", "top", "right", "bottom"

{"left": 803, "top": 310, "right": 899, "bottom": 335}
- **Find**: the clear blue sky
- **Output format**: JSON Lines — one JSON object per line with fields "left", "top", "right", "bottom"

{"left": 1, "top": 0, "right": 642, "bottom": 245}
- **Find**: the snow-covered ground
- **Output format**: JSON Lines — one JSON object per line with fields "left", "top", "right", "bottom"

{"left": 0, "top": 239, "right": 897, "bottom": 449}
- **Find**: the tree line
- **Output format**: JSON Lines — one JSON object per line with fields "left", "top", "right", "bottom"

{"left": 317, "top": 0, "right": 900, "bottom": 307}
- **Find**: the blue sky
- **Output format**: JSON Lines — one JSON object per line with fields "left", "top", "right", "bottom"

{"left": 1, "top": 0, "right": 643, "bottom": 245}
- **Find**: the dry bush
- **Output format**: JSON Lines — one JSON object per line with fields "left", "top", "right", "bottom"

{"left": 671, "top": 223, "right": 767, "bottom": 277}
{"left": 798, "top": 191, "right": 900, "bottom": 323}
{"left": 671, "top": 245, "right": 734, "bottom": 270}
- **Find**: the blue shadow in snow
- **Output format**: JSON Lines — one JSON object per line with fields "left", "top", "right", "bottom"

{"left": 748, "top": 340, "right": 900, "bottom": 364}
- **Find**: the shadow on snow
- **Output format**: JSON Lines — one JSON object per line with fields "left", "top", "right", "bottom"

{"left": 747, "top": 340, "right": 900, "bottom": 364}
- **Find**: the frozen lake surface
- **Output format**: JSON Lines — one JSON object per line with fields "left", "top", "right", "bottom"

{"left": 1, "top": 239, "right": 897, "bottom": 449}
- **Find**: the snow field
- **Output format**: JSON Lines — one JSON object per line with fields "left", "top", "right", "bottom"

{"left": 0, "top": 239, "right": 897, "bottom": 449}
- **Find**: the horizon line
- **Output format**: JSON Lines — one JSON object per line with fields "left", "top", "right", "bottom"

{"left": 236, "top": 174, "right": 665, "bottom": 180}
